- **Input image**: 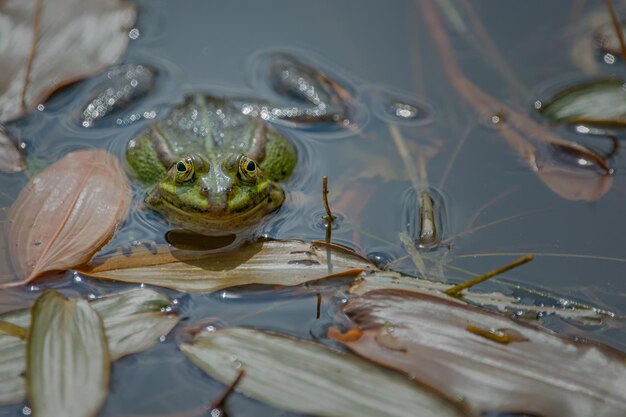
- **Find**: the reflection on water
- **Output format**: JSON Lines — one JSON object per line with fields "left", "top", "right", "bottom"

{"left": 2, "top": 0, "right": 626, "bottom": 416}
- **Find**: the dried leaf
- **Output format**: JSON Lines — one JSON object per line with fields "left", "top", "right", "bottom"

{"left": 0, "top": 288, "right": 178, "bottom": 405}
{"left": 181, "top": 327, "right": 474, "bottom": 417}
{"left": 5, "top": 149, "right": 131, "bottom": 285}
{"left": 538, "top": 78, "right": 626, "bottom": 129}
{"left": 332, "top": 289, "right": 626, "bottom": 417}
{"left": 0, "top": 127, "right": 24, "bottom": 173}
{"left": 0, "top": 0, "right": 136, "bottom": 122}
{"left": 349, "top": 271, "right": 610, "bottom": 325}
{"left": 0, "top": 308, "right": 26, "bottom": 405}
{"left": 79, "top": 240, "right": 373, "bottom": 293}
{"left": 27, "top": 291, "right": 109, "bottom": 417}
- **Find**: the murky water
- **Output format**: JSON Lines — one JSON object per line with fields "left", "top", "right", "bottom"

{"left": 2, "top": 0, "right": 626, "bottom": 415}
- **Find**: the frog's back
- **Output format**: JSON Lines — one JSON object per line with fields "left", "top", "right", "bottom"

{"left": 157, "top": 95, "right": 258, "bottom": 158}
{"left": 127, "top": 94, "right": 296, "bottom": 184}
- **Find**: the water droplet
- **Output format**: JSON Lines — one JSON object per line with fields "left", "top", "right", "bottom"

{"left": 159, "top": 335, "right": 166, "bottom": 342}
{"left": 36, "top": 104, "right": 45, "bottom": 111}
{"left": 128, "top": 28, "right": 140, "bottom": 40}
{"left": 604, "top": 53, "right": 616, "bottom": 65}
{"left": 22, "top": 406, "right": 32, "bottom": 416}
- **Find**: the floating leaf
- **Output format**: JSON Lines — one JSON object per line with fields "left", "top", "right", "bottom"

{"left": 181, "top": 327, "right": 473, "bottom": 417}
{"left": 0, "top": 288, "right": 178, "bottom": 405}
{"left": 349, "top": 271, "right": 610, "bottom": 324}
{"left": 79, "top": 64, "right": 155, "bottom": 128}
{"left": 0, "top": 308, "right": 26, "bottom": 405}
{"left": 0, "top": 0, "right": 137, "bottom": 122}
{"left": 0, "top": 127, "right": 24, "bottom": 173}
{"left": 27, "top": 291, "right": 109, "bottom": 417}
{"left": 538, "top": 78, "right": 626, "bottom": 128}
{"left": 79, "top": 240, "right": 373, "bottom": 293}
{"left": 5, "top": 149, "right": 131, "bottom": 286}
{"left": 331, "top": 289, "right": 626, "bottom": 417}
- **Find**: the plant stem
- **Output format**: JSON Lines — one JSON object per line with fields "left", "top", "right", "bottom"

{"left": 444, "top": 254, "right": 534, "bottom": 297}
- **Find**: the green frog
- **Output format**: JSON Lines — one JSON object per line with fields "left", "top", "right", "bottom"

{"left": 126, "top": 94, "right": 297, "bottom": 235}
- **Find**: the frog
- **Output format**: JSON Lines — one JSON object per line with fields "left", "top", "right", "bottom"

{"left": 126, "top": 94, "right": 297, "bottom": 235}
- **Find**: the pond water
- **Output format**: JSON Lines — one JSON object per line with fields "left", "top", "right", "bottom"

{"left": 2, "top": 0, "right": 626, "bottom": 415}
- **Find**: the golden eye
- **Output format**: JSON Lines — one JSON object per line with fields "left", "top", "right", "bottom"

{"left": 175, "top": 156, "right": 194, "bottom": 183}
{"left": 238, "top": 155, "right": 258, "bottom": 182}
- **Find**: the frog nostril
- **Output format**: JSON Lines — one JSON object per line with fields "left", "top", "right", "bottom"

{"left": 200, "top": 186, "right": 209, "bottom": 196}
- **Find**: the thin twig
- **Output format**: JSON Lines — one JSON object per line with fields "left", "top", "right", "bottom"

{"left": 457, "top": 0, "right": 527, "bottom": 99}
{"left": 444, "top": 254, "right": 534, "bottom": 297}
{"left": 389, "top": 124, "right": 439, "bottom": 246}
{"left": 316, "top": 293, "right": 321, "bottom": 319}
{"left": 322, "top": 176, "right": 334, "bottom": 222}
{"left": 21, "top": 0, "right": 44, "bottom": 113}
{"left": 604, "top": 0, "right": 626, "bottom": 66}
{"left": 0, "top": 320, "right": 27, "bottom": 339}
{"left": 322, "top": 176, "right": 335, "bottom": 245}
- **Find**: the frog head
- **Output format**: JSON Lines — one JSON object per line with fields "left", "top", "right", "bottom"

{"left": 145, "top": 152, "right": 285, "bottom": 234}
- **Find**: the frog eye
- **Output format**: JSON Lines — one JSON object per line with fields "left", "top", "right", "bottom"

{"left": 238, "top": 155, "right": 258, "bottom": 182}
{"left": 175, "top": 157, "right": 194, "bottom": 183}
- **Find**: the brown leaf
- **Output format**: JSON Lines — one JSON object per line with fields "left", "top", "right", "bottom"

{"left": 0, "top": 127, "right": 24, "bottom": 173}
{"left": 0, "top": 0, "right": 137, "bottom": 122}
{"left": 4, "top": 149, "right": 131, "bottom": 285}
{"left": 496, "top": 119, "right": 613, "bottom": 201}
{"left": 331, "top": 289, "right": 626, "bottom": 417}
{"left": 79, "top": 240, "right": 373, "bottom": 293}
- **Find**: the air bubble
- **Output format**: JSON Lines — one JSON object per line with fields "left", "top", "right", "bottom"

{"left": 367, "top": 251, "right": 395, "bottom": 268}
{"left": 366, "top": 87, "right": 435, "bottom": 126}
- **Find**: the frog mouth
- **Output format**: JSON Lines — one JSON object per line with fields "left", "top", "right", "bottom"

{"left": 145, "top": 185, "right": 284, "bottom": 234}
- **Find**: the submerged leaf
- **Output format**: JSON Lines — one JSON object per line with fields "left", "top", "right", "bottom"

{"left": 0, "top": 288, "right": 178, "bottom": 405}
{"left": 0, "top": 127, "right": 24, "bottom": 173}
{"left": 5, "top": 149, "right": 131, "bottom": 285}
{"left": 27, "top": 291, "right": 109, "bottom": 417}
{"left": 495, "top": 120, "right": 612, "bottom": 201}
{"left": 79, "top": 240, "right": 372, "bottom": 293}
{"left": 79, "top": 64, "right": 155, "bottom": 128}
{"left": 538, "top": 78, "right": 626, "bottom": 128}
{"left": 181, "top": 327, "right": 474, "bottom": 417}
{"left": 533, "top": 144, "right": 613, "bottom": 201}
{"left": 332, "top": 289, "right": 626, "bottom": 417}
{"left": 0, "top": 0, "right": 137, "bottom": 122}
